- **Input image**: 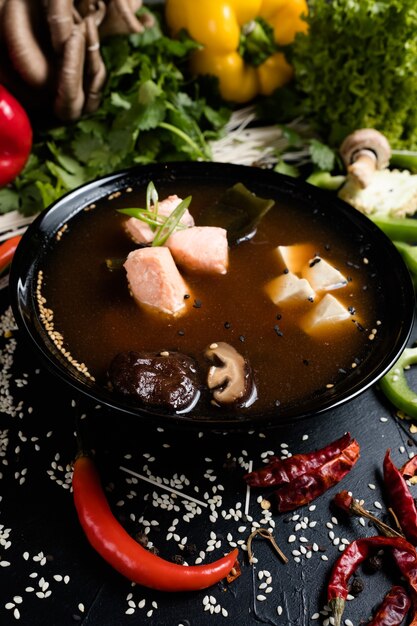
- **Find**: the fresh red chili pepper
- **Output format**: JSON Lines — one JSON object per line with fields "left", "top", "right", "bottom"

{"left": 244, "top": 432, "right": 352, "bottom": 487}
{"left": 366, "top": 585, "right": 410, "bottom": 626}
{"left": 72, "top": 454, "right": 239, "bottom": 591}
{"left": 383, "top": 450, "right": 417, "bottom": 545}
{"left": 274, "top": 438, "right": 360, "bottom": 512}
{"left": 400, "top": 455, "right": 417, "bottom": 480}
{"left": 328, "top": 536, "right": 417, "bottom": 626}
{"left": 0, "top": 235, "right": 22, "bottom": 274}
{"left": 0, "top": 85, "right": 32, "bottom": 187}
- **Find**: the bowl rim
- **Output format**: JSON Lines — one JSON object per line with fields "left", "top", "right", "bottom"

{"left": 9, "top": 161, "right": 416, "bottom": 429}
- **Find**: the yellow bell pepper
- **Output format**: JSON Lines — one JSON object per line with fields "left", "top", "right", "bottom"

{"left": 165, "top": 0, "right": 308, "bottom": 103}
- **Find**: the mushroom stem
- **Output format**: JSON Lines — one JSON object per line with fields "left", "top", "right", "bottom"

{"left": 100, "top": 0, "right": 153, "bottom": 37}
{"left": 83, "top": 7, "right": 107, "bottom": 114}
{"left": 340, "top": 128, "right": 392, "bottom": 189}
{"left": 54, "top": 22, "right": 86, "bottom": 121}
{"left": 46, "top": 0, "right": 74, "bottom": 53}
{"left": 2, "top": 0, "right": 52, "bottom": 89}
{"left": 347, "top": 149, "right": 378, "bottom": 189}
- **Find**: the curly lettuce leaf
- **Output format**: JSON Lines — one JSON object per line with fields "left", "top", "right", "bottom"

{"left": 289, "top": 0, "right": 417, "bottom": 149}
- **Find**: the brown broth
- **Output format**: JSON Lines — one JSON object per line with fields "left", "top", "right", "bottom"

{"left": 41, "top": 181, "right": 380, "bottom": 418}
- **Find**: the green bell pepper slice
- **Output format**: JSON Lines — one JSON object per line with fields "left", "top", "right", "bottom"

{"left": 379, "top": 347, "right": 417, "bottom": 418}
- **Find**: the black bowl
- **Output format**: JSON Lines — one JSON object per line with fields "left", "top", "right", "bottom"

{"left": 9, "top": 162, "right": 415, "bottom": 429}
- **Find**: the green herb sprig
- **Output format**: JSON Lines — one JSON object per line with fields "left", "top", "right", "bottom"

{"left": 118, "top": 181, "right": 192, "bottom": 246}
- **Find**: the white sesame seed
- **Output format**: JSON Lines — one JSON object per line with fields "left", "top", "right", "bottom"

{"left": 257, "top": 595, "right": 267, "bottom": 602}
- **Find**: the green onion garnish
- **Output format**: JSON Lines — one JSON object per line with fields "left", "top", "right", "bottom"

{"left": 117, "top": 181, "right": 191, "bottom": 246}
{"left": 152, "top": 196, "right": 192, "bottom": 246}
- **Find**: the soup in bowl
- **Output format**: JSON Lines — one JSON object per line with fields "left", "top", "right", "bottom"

{"left": 10, "top": 162, "right": 415, "bottom": 428}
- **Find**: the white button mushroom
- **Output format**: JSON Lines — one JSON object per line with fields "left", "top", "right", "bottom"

{"left": 340, "top": 128, "right": 391, "bottom": 189}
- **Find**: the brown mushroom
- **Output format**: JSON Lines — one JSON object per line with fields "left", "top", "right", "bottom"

{"left": 340, "top": 128, "right": 391, "bottom": 189}
{"left": 99, "top": 0, "right": 153, "bottom": 37}
{"left": 2, "top": 0, "right": 52, "bottom": 89}
{"left": 83, "top": 4, "right": 107, "bottom": 114}
{"left": 54, "top": 22, "right": 86, "bottom": 121}
{"left": 46, "top": 0, "right": 74, "bottom": 53}
{"left": 205, "top": 342, "right": 256, "bottom": 407}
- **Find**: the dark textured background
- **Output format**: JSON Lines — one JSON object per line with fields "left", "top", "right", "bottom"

{"left": 1, "top": 281, "right": 416, "bottom": 625}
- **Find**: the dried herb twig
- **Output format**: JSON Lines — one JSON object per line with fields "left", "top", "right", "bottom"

{"left": 247, "top": 527, "right": 288, "bottom": 565}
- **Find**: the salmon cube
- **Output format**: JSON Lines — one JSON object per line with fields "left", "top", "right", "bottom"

{"left": 166, "top": 226, "right": 229, "bottom": 275}
{"left": 124, "top": 195, "right": 195, "bottom": 245}
{"left": 124, "top": 247, "right": 190, "bottom": 316}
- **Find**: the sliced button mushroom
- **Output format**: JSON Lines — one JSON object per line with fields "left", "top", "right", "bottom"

{"left": 205, "top": 342, "right": 256, "bottom": 407}
{"left": 340, "top": 128, "right": 391, "bottom": 189}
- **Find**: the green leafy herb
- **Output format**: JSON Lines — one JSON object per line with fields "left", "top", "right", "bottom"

{"left": 0, "top": 10, "right": 230, "bottom": 216}
{"left": 288, "top": 0, "right": 417, "bottom": 149}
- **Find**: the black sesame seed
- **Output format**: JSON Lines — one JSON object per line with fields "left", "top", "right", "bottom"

{"left": 303, "top": 359, "right": 309, "bottom": 366}
{"left": 239, "top": 335, "right": 245, "bottom": 342}
{"left": 276, "top": 313, "right": 282, "bottom": 320}
{"left": 308, "top": 296, "right": 314, "bottom": 302}
{"left": 348, "top": 306, "right": 356, "bottom": 315}
{"left": 193, "top": 299, "right": 202, "bottom": 308}
{"left": 184, "top": 293, "right": 191, "bottom": 299}
{"left": 309, "top": 256, "right": 321, "bottom": 267}
{"left": 224, "top": 321, "right": 231, "bottom": 329}
{"left": 274, "top": 325, "right": 283, "bottom": 337}
{"left": 338, "top": 368, "right": 347, "bottom": 374}
{"left": 283, "top": 268, "right": 289, "bottom": 274}
{"left": 178, "top": 330, "right": 185, "bottom": 336}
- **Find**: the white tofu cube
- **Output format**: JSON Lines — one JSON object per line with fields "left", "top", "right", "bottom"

{"left": 301, "top": 294, "right": 351, "bottom": 334}
{"left": 265, "top": 271, "right": 316, "bottom": 305}
{"left": 275, "top": 244, "right": 317, "bottom": 273}
{"left": 301, "top": 256, "right": 347, "bottom": 292}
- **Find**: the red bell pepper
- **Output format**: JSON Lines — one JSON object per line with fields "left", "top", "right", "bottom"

{"left": 0, "top": 85, "right": 32, "bottom": 187}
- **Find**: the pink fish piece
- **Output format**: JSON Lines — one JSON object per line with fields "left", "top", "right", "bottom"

{"left": 124, "top": 247, "right": 190, "bottom": 316}
{"left": 166, "top": 226, "right": 229, "bottom": 275}
{"left": 124, "top": 195, "right": 195, "bottom": 244}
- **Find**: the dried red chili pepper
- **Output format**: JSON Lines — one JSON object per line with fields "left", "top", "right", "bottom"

{"left": 383, "top": 450, "right": 417, "bottom": 545}
{"left": 328, "top": 536, "right": 417, "bottom": 626}
{"left": 72, "top": 454, "right": 239, "bottom": 591}
{"left": 366, "top": 585, "right": 410, "bottom": 626}
{"left": 244, "top": 432, "right": 352, "bottom": 487}
{"left": 274, "top": 439, "right": 360, "bottom": 512}
{"left": 400, "top": 455, "right": 417, "bottom": 480}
